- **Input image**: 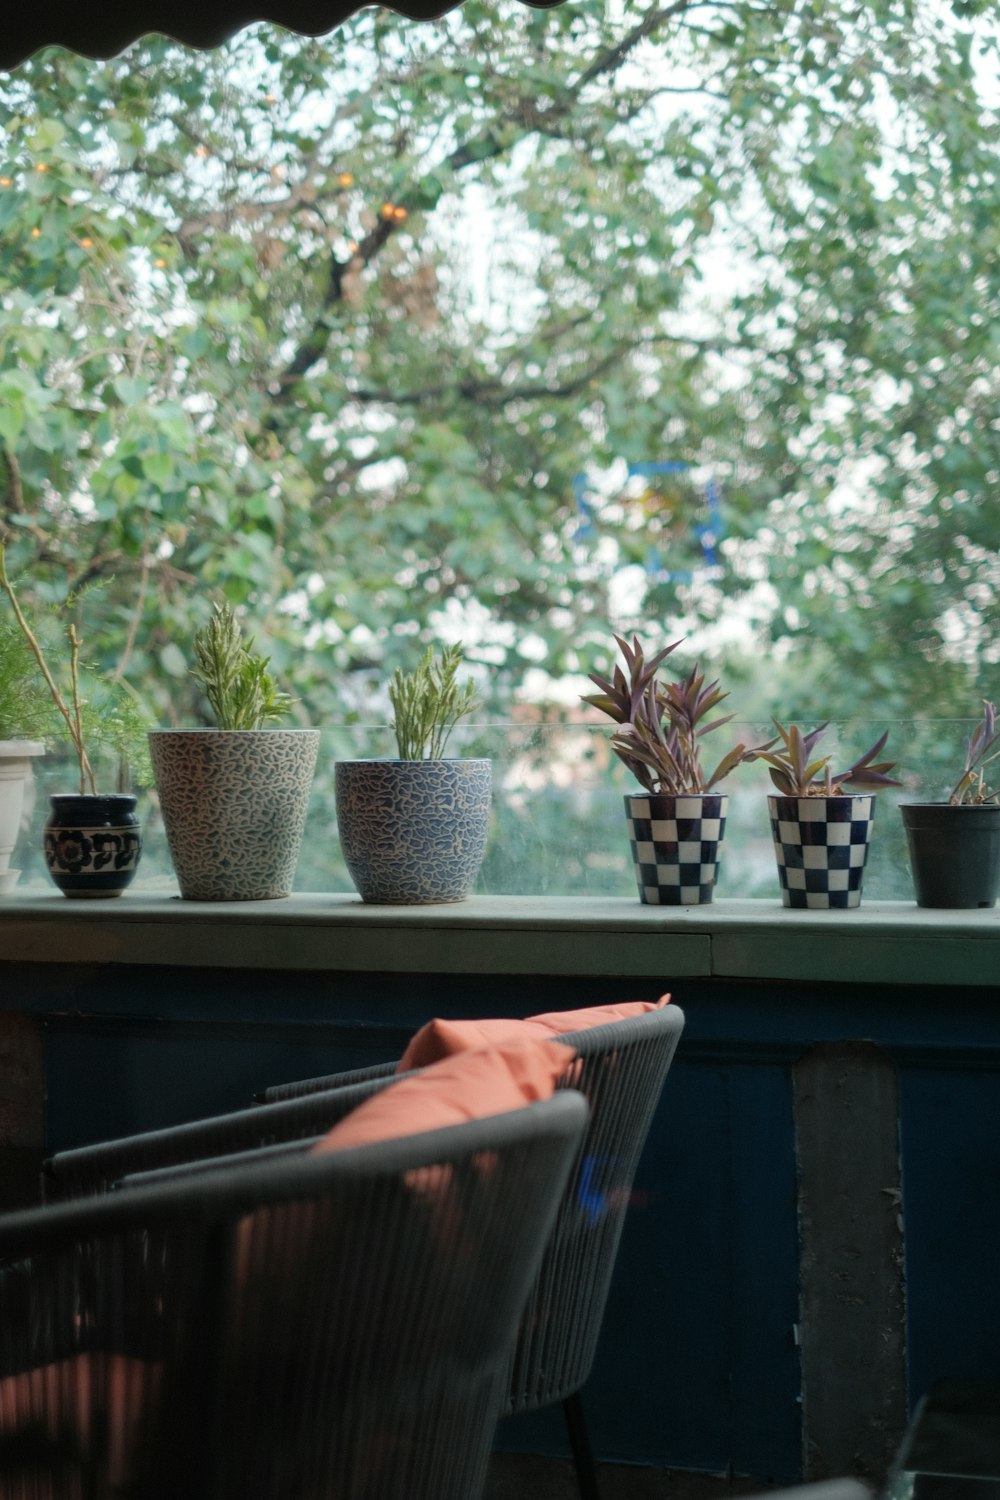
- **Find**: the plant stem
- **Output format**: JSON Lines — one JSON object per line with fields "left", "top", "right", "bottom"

{"left": 69, "top": 625, "right": 96, "bottom": 794}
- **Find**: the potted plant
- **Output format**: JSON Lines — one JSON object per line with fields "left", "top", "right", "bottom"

{"left": 583, "top": 634, "right": 774, "bottom": 904}
{"left": 149, "top": 601, "right": 320, "bottom": 902}
{"left": 334, "top": 643, "right": 490, "bottom": 904}
{"left": 900, "top": 700, "right": 1000, "bottom": 909}
{"left": 748, "top": 722, "right": 901, "bottom": 909}
{"left": 0, "top": 615, "right": 52, "bottom": 894}
{"left": 0, "top": 544, "right": 147, "bottom": 898}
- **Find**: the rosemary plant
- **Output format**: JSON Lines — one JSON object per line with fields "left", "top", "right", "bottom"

{"left": 191, "top": 602, "right": 293, "bottom": 731}
{"left": 388, "top": 644, "right": 480, "bottom": 760}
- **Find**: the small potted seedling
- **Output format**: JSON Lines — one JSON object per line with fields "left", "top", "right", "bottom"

{"left": 149, "top": 601, "right": 319, "bottom": 901}
{"left": 747, "top": 722, "right": 901, "bottom": 909}
{"left": 583, "top": 634, "right": 774, "bottom": 905}
{"left": 900, "top": 700, "right": 1000, "bottom": 908}
{"left": 334, "top": 643, "right": 489, "bottom": 904}
{"left": 0, "top": 544, "right": 147, "bottom": 898}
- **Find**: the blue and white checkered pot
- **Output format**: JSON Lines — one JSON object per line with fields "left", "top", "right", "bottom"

{"left": 624, "top": 792, "right": 728, "bottom": 905}
{"left": 768, "top": 794, "right": 875, "bottom": 909}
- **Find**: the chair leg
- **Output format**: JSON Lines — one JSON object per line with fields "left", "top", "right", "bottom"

{"left": 562, "top": 1391, "right": 601, "bottom": 1500}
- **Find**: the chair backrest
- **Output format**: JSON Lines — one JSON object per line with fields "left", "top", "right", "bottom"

{"left": 505, "top": 1002, "right": 685, "bottom": 1415}
{"left": 1, "top": 1092, "right": 588, "bottom": 1500}
{"left": 43, "top": 1072, "right": 405, "bottom": 1201}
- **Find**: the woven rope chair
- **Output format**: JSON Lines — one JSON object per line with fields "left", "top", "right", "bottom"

{"left": 264, "top": 1005, "right": 688, "bottom": 1499}
{"left": 44, "top": 1005, "right": 685, "bottom": 1500}
{"left": 2, "top": 1092, "right": 587, "bottom": 1500}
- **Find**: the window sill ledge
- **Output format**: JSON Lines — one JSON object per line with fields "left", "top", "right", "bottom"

{"left": 0, "top": 892, "right": 996, "bottom": 987}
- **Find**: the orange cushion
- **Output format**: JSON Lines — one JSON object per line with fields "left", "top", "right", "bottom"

{"left": 312, "top": 1035, "right": 575, "bottom": 1155}
{"left": 0, "top": 1353, "right": 158, "bottom": 1489}
{"left": 397, "top": 994, "right": 671, "bottom": 1072}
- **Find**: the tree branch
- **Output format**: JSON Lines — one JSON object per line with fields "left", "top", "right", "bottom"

{"left": 263, "top": 0, "right": 703, "bottom": 413}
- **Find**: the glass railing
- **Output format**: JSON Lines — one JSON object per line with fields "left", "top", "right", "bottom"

{"left": 9, "top": 720, "right": 973, "bottom": 902}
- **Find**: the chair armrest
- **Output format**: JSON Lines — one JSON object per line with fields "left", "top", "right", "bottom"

{"left": 257, "top": 1058, "right": 399, "bottom": 1102}
{"left": 43, "top": 1073, "right": 403, "bottom": 1201}
{"left": 115, "top": 1136, "right": 319, "bottom": 1191}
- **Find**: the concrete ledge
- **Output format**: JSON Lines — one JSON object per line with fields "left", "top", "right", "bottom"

{"left": 0, "top": 894, "right": 997, "bottom": 986}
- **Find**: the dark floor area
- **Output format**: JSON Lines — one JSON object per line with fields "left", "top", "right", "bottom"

{"left": 485, "top": 1452, "right": 768, "bottom": 1499}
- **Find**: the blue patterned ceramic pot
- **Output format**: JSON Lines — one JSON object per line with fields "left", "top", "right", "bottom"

{"left": 44, "top": 793, "right": 142, "bottom": 899}
{"left": 335, "top": 758, "right": 492, "bottom": 904}
{"left": 150, "top": 729, "right": 320, "bottom": 902}
{"left": 624, "top": 792, "right": 728, "bottom": 905}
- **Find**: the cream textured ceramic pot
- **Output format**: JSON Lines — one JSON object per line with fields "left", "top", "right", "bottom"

{"left": 150, "top": 729, "right": 320, "bottom": 902}
{"left": 335, "top": 758, "right": 491, "bottom": 904}
{"left": 0, "top": 740, "right": 45, "bottom": 894}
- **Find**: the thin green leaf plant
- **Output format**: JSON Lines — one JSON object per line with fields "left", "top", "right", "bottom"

{"left": 191, "top": 601, "right": 294, "bottom": 730}
{"left": 0, "top": 612, "right": 59, "bottom": 744}
{"left": 388, "top": 643, "right": 480, "bottom": 760}
{"left": 0, "top": 542, "right": 150, "bottom": 793}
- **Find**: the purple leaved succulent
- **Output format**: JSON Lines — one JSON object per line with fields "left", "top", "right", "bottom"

{"left": 582, "top": 634, "right": 775, "bottom": 795}
{"left": 948, "top": 700, "right": 999, "bottom": 805}
{"left": 748, "top": 721, "right": 902, "bottom": 798}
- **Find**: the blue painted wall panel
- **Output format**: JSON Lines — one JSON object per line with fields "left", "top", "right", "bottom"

{"left": 899, "top": 1066, "right": 1000, "bottom": 1406}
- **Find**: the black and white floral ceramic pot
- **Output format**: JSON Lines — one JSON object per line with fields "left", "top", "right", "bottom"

{"left": 768, "top": 793, "right": 875, "bottom": 909}
{"left": 335, "top": 758, "right": 492, "bottom": 904}
{"left": 44, "top": 793, "right": 142, "bottom": 899}
{"left": 150, "top": 729, "right": 320, "bottom": 902}
{"left": 624, "top": 792, "right": 728, "bottom": 905}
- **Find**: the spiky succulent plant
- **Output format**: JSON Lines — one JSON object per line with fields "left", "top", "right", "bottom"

{"left": 948, "top": 700, "right": 999, "bottom": 805}
{"left": 582, "top": 634, "right": 775, "bottom": 795}
{"left": 749, "top": 721, "right": 901, "bottom": 798}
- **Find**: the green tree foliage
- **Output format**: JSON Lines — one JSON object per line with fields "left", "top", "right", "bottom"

{"left": 0, "top": 0, "right": 997, "bottom": 724}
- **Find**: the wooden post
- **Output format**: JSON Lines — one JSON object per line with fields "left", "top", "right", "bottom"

{"left": 794, "top": 1041, "right": 907, "bottom": 1483}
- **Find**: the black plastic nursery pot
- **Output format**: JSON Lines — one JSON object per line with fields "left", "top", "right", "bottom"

{"left": 900, "top": 802, "right": 1000, "bottom": 909}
